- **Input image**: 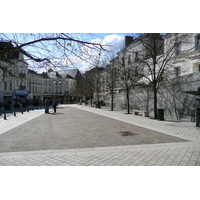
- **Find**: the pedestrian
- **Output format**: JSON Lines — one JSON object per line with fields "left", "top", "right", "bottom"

{"left": 44, "top": 99, "right": 50, "bottom": 114}
{"left": 52, "top": 100, "right": 57, "bottom": 114}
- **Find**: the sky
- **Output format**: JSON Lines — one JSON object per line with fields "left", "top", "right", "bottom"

{"left": 59, "top": 33, "right": 128, "bottom": 72}
{"left": 0, "top": 33, "right": 128, "bottom": 73}
{"left": 76, "top": 33, "right": 126, "bottom": 72}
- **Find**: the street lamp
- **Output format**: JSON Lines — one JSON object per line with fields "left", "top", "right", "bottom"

{"left": 53, "top": 80, "right": 56, "bottom": 101}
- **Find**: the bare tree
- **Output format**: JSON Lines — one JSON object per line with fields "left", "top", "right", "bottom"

{"left": 135, "top": 33, "right": 188, "bottom": 119}
{"left": 0, "top": 33, "right": 108, "bottom": 73}
{"left": 101, "top": 55, "right": 119, "bottom": 111}
{"left": 117, "top": 50, "right": 142, "bottom": 114}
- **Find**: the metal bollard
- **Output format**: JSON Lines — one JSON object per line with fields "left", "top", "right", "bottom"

{"left": 4, "top": 111, "right": 6, "bottom": 120}
{"left": 21, "top": 108, "right": 23, "bottom": 114}
{"left": 191, "top": 110, "right": 195, "bottom": 122}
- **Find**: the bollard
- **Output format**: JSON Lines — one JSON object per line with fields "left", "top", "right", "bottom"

{"left": 196, "top": 108, "right": 200, "bottom": 127}
{"left": 191, "top": 110, "right": 195, "bottom": 122}
{"left": 21, "top": 108, "right": 23, "bottom": 114}
{"left": 27, "top": 107, "right": 29, "bottom": 112}
{"left": 13, "top": 109, "right": 16, "bottom": 117}
{"left": 4, "top": 111, "right": 6, "bottom": 120}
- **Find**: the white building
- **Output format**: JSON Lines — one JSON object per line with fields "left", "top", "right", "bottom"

{"left": 101, "top": 33, "right": 200, "bottom": 117}
{"left": 42, "top": 68, "right": 81, "bottom": 103}
{"left": 27, "top": 69, "right": 43, "bottom": 103}
{"left": 0, "top": 41, "right": 28, "bottom": 107}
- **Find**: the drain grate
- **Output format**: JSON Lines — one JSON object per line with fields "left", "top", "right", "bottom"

{"left": 118, "top": 131, "right": 137, "bottom": 136}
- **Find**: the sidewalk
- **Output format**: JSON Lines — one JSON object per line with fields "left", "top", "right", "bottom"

{"left": 0, "top": 104, "right": 199, "bottom": 166}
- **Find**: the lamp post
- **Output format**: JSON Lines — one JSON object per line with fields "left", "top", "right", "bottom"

{"left": 53, "top": 80, "right": 56, "bottom": 101}
{"left": 59, "top": 80, "right": 62, "bottom": 103}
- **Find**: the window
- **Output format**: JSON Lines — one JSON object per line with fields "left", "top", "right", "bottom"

{"left": 135, "top": 51, "right": 139, "bottom": 62}
{"left": 4, "top": 82, "right": 7, "bottom": 90}
{"left": 174, "top": 67, "right": 181, "bottom": 77}
{"left": 175, "top": 42, "right": 182, "bottom": 56}
{"left": 128, "top": 55, "right": 131, "bottom": 65}
{"left": 195, "top": 35, "right": 200, "bottom": 50}
{"left": 4, "top": 71, "right": 7, "bottom": 77}
{"left": 193, "top": 63, "right": 200, "bottom": 73}
{"left": 134, "top": 66, "right": 139, "bottom": 76}
{"left": 121, "top": 57, "right": 125, "bottom": 65}
{"left": 9, "top": 82, "right": 12, "bottom": 90}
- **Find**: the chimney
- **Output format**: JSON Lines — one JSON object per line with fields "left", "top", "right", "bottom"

{"left": 125, "top": 36, "right": 134, "bottom": 47}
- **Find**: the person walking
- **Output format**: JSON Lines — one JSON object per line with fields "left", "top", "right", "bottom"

{"left": 52, "top": 100, "right": 57, "bottom": 114}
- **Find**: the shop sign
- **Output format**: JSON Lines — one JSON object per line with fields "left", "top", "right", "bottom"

{"left": 3, "top": 92, "right": 12, "bottom": 96}
{"left": 15, "top": 90, "right": 29, "bottom": 96}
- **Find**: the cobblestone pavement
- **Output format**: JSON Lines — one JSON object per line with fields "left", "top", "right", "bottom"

{"left": 0, "top": 104, "right": 199, "bottom": 166}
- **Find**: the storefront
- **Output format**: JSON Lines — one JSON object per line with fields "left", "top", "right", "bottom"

{"left": 1, "top": 92, "right": 13, "bottom": 109}
{"left": 43, "top": 93, "right": 64, "bottom": 104}
{"left": 14, "top": 90, "right": 29, "bottom": 103}
{"left": 3, "top": 91, "right": 13, "bottom": 102}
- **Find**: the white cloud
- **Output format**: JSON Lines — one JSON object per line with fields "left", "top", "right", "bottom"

{"left": 79, "top": 34, "right": 125, "bottom": 72}
{"left": 91, "top": 34, "right": 124, "bottom": 52}
{"left": 49, "top": 34, "right": 125, "bottom": 73}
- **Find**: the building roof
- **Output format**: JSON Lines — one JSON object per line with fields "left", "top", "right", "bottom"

{"left": 44, "top": 68, "right": 80, "bottom": 79}
{"left": 0, "top": 41, "right": 19, "bottom": 60}
{"left": 28, "top": 69, "right": 43, "bottom": 77}
{"left": 58, "top": 69, "right": 80, "bottom": 79}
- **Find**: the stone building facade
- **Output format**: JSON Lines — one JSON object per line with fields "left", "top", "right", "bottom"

{"left": 0, "top": 41, "right": 29, "bottom": 106}
{"left": 0, "top": 41, "right": 81, "bottom": 107}
{"left": 100, "top": 33, "right": 200, "bottom": 118}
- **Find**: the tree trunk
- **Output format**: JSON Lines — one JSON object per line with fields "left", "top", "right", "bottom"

{"left": 90, "top": 98, "right": 93, "bottom": 107}
{"left": 97, "top": 93, "right": 100, "bottom": 108}
{"left": 126, "top": 87, "right": 130, "bottom": 114}
{"left": 153, "top": 84, "right": 157, "bottom": 119}
{"left": 111, "top": 92, "right": 114, "bottom": 111}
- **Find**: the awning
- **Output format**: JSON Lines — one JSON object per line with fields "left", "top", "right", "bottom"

{"left": 15, "top": 90, "right": 29, "bottom": 96}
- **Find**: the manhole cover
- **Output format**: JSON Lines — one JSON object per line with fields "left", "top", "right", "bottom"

{"left": 118, "top": 131, "right": 137, "bottom": 136}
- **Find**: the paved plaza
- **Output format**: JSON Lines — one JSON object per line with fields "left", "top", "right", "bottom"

{"left": 0, "top": 104, "right": 199, "bottom": 166}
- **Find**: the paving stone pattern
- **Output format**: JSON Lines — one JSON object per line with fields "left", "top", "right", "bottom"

{"left": 0, "top": 104, "right": 199, "bottom": 166}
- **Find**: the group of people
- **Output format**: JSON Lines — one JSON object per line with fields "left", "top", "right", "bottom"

{"left": 44, "top": 99, "right": 58, "bottom": 114}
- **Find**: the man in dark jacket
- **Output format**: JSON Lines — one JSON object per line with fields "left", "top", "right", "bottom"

{"left": 52, "top": 100, "right": 57, "bottom": 114}
{"left": 44, "top": 99, "right": 50, "bottom": 114}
